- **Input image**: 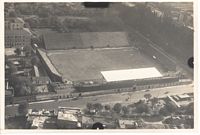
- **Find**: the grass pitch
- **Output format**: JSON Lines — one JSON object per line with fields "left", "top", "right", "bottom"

{"left": 47, "top": 47, "right": 163, "bottom": 82}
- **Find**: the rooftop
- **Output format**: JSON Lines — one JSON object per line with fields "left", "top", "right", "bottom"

{"left": 177, "top": 94, "right": 190, "bottom": 99}
{"left": 31, "top": 76, "right": 50, "bottom": 84}
{"left": 57, "top": 111, "right": 78, "bottom": 122}
{"left": 5, "top": 48, "right": 16, "bottom": 56}
{"left": 43, "top": 31, "right": 129, "bottom": 50}
{"left": 31, "top": 116, "right": 49, "bottom": 129}
{"left": 118, "top": 119, "right": 137, "bottom": 129}
{"left": 101, "top": 67, "right": 163, "bottom": 82}
{"left": 5, "top": 17, "right": 25, "bottom": 24}
{"left": 37, "top": 49, "right": 62, "bottom": 77}
{"left": 5, "top": 28, "right": 32, "bottom": 36}
{"left": 57, "top": 107, "right": 81, "bottom": 122}
{"left": 33, "top": 65, "right": 40, "bottom": 77}
{"left": 5, "top": 89, "right": 13, "bottom": 96}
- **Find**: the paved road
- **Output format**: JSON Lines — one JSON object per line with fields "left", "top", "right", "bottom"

{"left": 5, "top": 84, "right": 193, "bottom": 117}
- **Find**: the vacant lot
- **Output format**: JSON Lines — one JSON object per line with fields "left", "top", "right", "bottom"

{"left": 47, "top": 48, "right": 163, "bottom": 81}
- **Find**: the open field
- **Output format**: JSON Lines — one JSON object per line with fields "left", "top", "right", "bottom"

{"left": 47, "top": 47, "right": 164, "bottom": 82}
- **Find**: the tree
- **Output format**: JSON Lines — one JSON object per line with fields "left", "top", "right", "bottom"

{"left": 14, "top": 48, "right": 21, "bottom": 56}
{"left": 122, "top": 106, "right": 128, "bottom": 115}
{"left": 185, "top": 102, "right": 194, "bottom": 115}
{"left": 165, "top": 101, "right": 178, "bottom": 113}
{"left": 135, "top": 101, "right": 150, "bottom": 113}
{"left": 31, "top": 56, "right": 40, "bottom": 66}
{"left": 18, "top": 102, "right": 29, "bottom": 116}
{"left": 9, "top": 11, "right": 17, "bottom": 17}
{"left": 23, "top": 45, "right": 32, "bottom": 57}
{"left": 86, "top": 103, "right": 93, "bottom": 110}
{"left": 159, "top": 106, "right": 170, "bottom": 116}
{"left": 151, "top": 97, "right": 159, "bottom": 105}
{"left": 37, "top": 6, "right": 49, "bottom": 18}
{"left": 8, "top": 63, "right": 18, "bottom": 75}
{"left": 144, "top": 93, "right": 152, "bottom": 100}
{"left": 24, "top": 22, "right": 31, "bottom": 29}
{"left": 93, "top": 103, "right": 103, "bottom": 111}
{"left": 50, "top": 15, "right": 58, "bottom": 26}
{"left": 25, "top": 17, "right": 39, "bottom": 28}
{"left": 90, "top": 45, "right": 94, "bottom": 50}
{"left": 10, "top": 76, "right": 33, "bottom": 96}
{"left": 15, "top": 85, "right": 27, "bottom": 96}
{"left": 113, "top": 103, "right": 122, "bottom": 113}
{"left": 104, "top": 105, "right": 111, "bottom": 110}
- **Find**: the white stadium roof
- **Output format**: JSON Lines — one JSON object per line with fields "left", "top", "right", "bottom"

{"left": 101, "top": 67, "right": 162, "bottom": 82}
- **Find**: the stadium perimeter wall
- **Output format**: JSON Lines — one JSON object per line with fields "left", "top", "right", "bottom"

{"left": 74, "top": 76, "right": 184, "bottom": 92}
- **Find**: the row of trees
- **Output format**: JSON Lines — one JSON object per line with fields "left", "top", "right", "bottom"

{"left": 6, "top": 46, "right": 41, "bottom": 97}
{"left": 9, "top": 75, "right": 35, "bottom": 97}
{"left": 119, "top": 3, "right": 193, "bottom": 56}
{"left": 85, "top": 93, "right": 187, "bottom": 119}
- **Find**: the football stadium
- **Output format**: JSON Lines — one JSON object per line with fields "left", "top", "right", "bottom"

{"left": 46, "top": 48, "right": 164, "bottom": 82}
{"left": 35, "top": 30, "right": 183, "bottom": 92}
{"left": 36, "top": 46, "right": 182, "bottom": 93}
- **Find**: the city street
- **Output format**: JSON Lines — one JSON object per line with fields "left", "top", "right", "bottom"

{"left": 5, "top": 84, "right": 193, "bottom": 117}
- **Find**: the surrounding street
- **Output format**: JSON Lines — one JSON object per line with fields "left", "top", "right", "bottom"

{"left": 5, "top": 84, "right": 193, "bottom": 117}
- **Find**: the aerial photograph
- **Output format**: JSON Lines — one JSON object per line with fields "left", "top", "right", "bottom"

{"left": 4, "top": 2, "right": 194, "bottom": 129}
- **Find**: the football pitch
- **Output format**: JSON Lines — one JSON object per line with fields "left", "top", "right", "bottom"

{"left": 47, "top": 47, "right": 164, "bottom": 82}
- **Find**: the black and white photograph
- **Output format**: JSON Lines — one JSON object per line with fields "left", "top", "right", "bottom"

{"left": 3, "top": 1, "right": 197, "bottom": 131}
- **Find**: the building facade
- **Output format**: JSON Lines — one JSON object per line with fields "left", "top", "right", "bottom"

{"left": 5, "top": 17, "right": 32, "bottom": 48}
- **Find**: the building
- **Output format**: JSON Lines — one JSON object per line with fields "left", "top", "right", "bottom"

{"left": 31, "top": 76, "right": 50, "bottom": 85}
{"left": 5, "top": 17, "right": 25, "bottom": 30}
{"left": 31, "top": 76, "right": 50, "bottom": 94}
{"left": 167, "top": 93, "right": 193, "bottom": 108}
{"left": 5, "top": 28, "right": 32, "bottom": 48}
{"left": 5, "top": 80, "right": 14, "bottom": 105}
{"left": 36, "top": 49, "right": 62, "bottom": 82}
{"left": 5, "top": 48, "right": 16, "bottom": 56}
{"left": 118, "top": 119, "right": 139, "bottom": 129}
{"left": 26, "top": 109, "right": 57, "bottom": 129}
{"left": 56, "top": 107, "right": 82, "bottom": 129}
{"left": 51, "top": 82, "right": 75, "bottom": 98}
{"left": 167, "top": 95, "right": 181, "bottom": 108}
{"left": 33, "top": 65, "right": 40, "bottom": 77}
{"left": 5, "top": 17, "right": 32, "bottom": 48}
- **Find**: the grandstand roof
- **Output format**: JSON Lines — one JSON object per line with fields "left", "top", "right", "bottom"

{"left": 37, "top": 49, "right": 62, "bottom": 77}
{"left": 101, "top": 67, "right": 162, "bottom": 82}
{"left": 43, "top": 32, "right": 129, "bottom": 50}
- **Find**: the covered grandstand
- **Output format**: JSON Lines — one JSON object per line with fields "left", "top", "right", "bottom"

{"left": 42, "top": 32, "right": 129, "bottom": 50}
{"left": 36, "top": 49, "right": 62, "bottom": 82}
{"left": 101, "top": 67, "right": 163, "bottom": 82}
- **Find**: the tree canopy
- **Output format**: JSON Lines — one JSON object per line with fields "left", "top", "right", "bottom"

{"left": 18, "top": 102, "right": 29, "bottom": 116}
{"left": 113, "top": 103, "right": 122, "bottom": 113}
